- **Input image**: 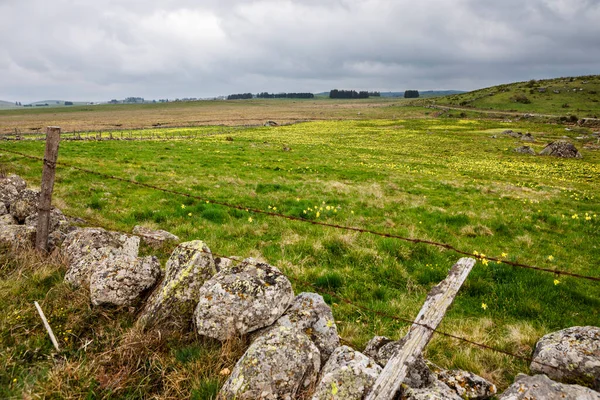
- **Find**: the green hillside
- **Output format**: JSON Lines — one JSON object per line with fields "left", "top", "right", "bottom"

{"left": 435, "top": 75, "right": 600, "bottom": 117}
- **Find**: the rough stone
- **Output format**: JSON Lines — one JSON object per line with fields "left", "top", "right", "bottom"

{"left": 10, "top": 189, "right": 39, "bottom": 222}
{"left": 0, "top": 214, "right": 18, "bottom": 225}
{"left": 0, "top": 201, "right": 7, "bottom": 215}
{"left": 138, "top": 240, "right": 216, "bottom": 330}
{"left": 0, "top": 183, "right": 21, "bottom": 207}
{"left": 24, "top": 208, "right": 69, "bottom": 234}
{"left": 0, "top": 225, "right": 36, "bottom": 249}
{"left": 530, "top": 326, "right": 600, "bottom": 390}
{"left": 437, "top": 369, "right": 497, "bottom": 399}
{"left": 260, "top": 292, "right": 340, "bottom": 363}
{"left": 498, "top": 374, "right": 600, "bottom": 400}
{"left": 311, "top": 345, "right": 381, "bottom": 400}
{"left": 132, "top": 225, "right": 179, "bottom": 247}
{"left": 194, "top": 258, "right": 294, "bottom": 340}
{"left": 62, "top": 227, "right": 140, "bottom": 287}
{"left": 399, "top": 380, "right": 463, "bottom": 400}
{"left": 2, "top": 175, "right": 27, "bottom": 192}
{"left": 520, "top": 133, "right": 535, "bottom": 142}
{"left": 90, "top": 255, "right": 161, "bottom": 307}
{"left": 220, "top": 326, "right": 320, "bottom": 400}
{"left": 540, "top": 140, "right": 583, "bottom": 158}
{"left": 514, "top": 146, "right": 536, "bottom": 155}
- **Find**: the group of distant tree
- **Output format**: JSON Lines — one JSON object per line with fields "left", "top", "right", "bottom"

{"left": 227, "top": 93, "right": 253, "bottom": 100}
{"left": 329, "top": 90, "right": 380, "bottom": 99}
{"left": 404, "top": 90, "right": 420, "bottom": 98}
{"left": 256, "top": 92, "right": 315, "bottom": 99}
{"left": 14, "top": 101, "right": 22, "bottom": 106}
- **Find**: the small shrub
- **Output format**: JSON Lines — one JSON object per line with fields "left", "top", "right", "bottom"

{"left": 561, "top": 103, "right": 570, "bottom": 108}
{"left": 511, "top": 93, "right": 531, "bottom": 104}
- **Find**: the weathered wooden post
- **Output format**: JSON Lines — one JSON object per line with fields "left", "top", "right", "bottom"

{"left": 366, "top": 257, "right": 476, "bottom": 400}
{"left": 35, "top": 126, "right": 61, "bottom": 252}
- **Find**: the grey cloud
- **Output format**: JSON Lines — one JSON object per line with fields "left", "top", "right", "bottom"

{"left": 1, "top": 0, "right": 599, "bottom": 102}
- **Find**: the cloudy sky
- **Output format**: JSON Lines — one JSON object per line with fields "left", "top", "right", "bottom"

{"left": 1, "top": 0, "right": 599, "bottom": 102}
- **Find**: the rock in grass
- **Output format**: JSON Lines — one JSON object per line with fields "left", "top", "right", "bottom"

{"left": 220, "top": 326, "right": 320, "bottom": 400}
{"left": 62, "top": 227, "right": 140, "bottom": 287}
{"left": 10, "top": 189, "right": 39, "bottom": 223}
{"left": 0, "top": 225, "right": 36, "bottom": 249}
{"left": 194, "top": 258, "right": 294, "bottom": 340}
{"left": 90, "top": 254, "right": 161, "bottom": 307}
{"left": 132, "top": 225, "right": 179, "bottom": 247}
{"left": 258, "top": 292, "right": 340, "bottom": 363}
{"left": 530, "top": 326, "right": 600, "bottom": 390}
{"left": 138, "top": 240, "right": 216, "bottom": 330}
{"left": 514, "top": 146, "right": 536, "bottom": 155}
{"left": 311, "top": 345, "right": 381, "bottom": 400}
{"left": 498, "top": 374, "right": 600, "bottom": 400}
{"left": 0, "top": 175, "right": 27, "bottom": 206}
{"left": 437, "top": 369, "right": 497, "bottom": 399}
{"left": 539, "top": 140, "right": 582, "bottom": 158}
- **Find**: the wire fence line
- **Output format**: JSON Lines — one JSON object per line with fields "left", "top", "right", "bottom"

{"left": 2, "top": 146, "right": 599, "bottom": 283}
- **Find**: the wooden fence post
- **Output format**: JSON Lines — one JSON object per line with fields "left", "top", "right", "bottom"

{"left": 365, "top": 257, "right": 476, "bottom": 400}
{"left": 35, "top": 126, "right": 61, "bottom": 252}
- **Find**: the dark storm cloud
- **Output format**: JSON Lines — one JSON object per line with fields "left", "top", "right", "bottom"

{"left": 1, "top": 0, "right": 599, "bottom": 102}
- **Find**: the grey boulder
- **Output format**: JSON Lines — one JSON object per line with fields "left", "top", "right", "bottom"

{"left": 138, "top": 240, "right": 216, "bottom": 330}
{"left": 194, "top": 258, "right": 294, "bottom": 340}
{"left": 540, "top": 140, "right": 582, "bottom": 158}
{"left": 132, "top": 225, "right": 179, "bottom": 247}
{"left": 90, "top": 254, "right": 161, "bottom": 307}
{"left": 220, "top": 326, "right": 320, "bottom": 400}
{"left": 514, "top": 146, "right": 536, "bottom": 155}
{"left": 10, "top": 189, "right": 39, "bottom": 223}
{"left": 530, "top": 326, "right": 600, "bottom": 390}
{"left": 0, "top": 201, "right": 7, "bottom": 215}
{"left": 0, "top": 214, "right": 17, "bottom": 225}
{"left": 400, "top": 380, "right": 462, "bottom": 400}
{"left": 311, "top": 345, "right": 381, "bottom": 400}
{"left": 437, "top": 369, "right": 497, "bottom": 399}
{"left": 498, "top": 374, "right": 600, "bottom": 400}
{"left": 0, "top": 175, "right": 27, "bottom": 206}
{"left": 0, "top": 225, "right": 36, "bottom": 249}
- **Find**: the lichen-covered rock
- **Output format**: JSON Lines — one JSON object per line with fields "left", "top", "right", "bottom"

{"left": 540, "top": 140, "right": 583, "bottom": 158}
{"left": 311, "top": 345, "right": 381, "bottom": 400}
{"left": 514, "top": 146, "right": 536, "bottom": 155}
{"left": 25, "top": 208, "right": 69, "bottom": 233}
{"left": 437, "top": 369, "right": 497, "bottom": 399}
{"left": 364, "top": 336, "right": 400, "bottom": 366}
{"left": 138, "top": 240, "right": 216, "bottom": 330}
{"left": 194, "top": 258, "right": 294, "bottom": 340}
{"left": 90, "top": 254, "right": 161, "bottom": 307}
{"left": 498, "top": 374, "right": 600, "bottom": 400}
{"left": 10, "top": 189, "right": 39, "bottom": 222}
{"left": 0, "top": 225, "right": 36, "bottom": 249}
{"left": 0, "top": 202, "right": 7, "bottom": 215}
{"left": 0, "top": 175, "right": 26, "bottom": 206}
{"left": 220, "top": 326, "right": 320, "bottom": 400}
{"left": 132, "top": 225, "right": 179, "bottom": 247}
{"left": 0, "top": 214, "right": 17, "bottom": 225}
{"left": 2, "top": 175, "right": 27, "bottom": 192}
{"left": 260, "top": 292, "right": 339, "bottom": 363}
{"left": 530, "top": 326, "right": 600, "bottom": 390}
{"left": 62, "top": 227, "right": 140, "bottom": 287}
{"left": 399, "top": 380, "right": 462, "bottom": 400}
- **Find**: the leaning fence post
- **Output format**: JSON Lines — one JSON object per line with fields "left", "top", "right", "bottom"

{"left": 35, "top": 126, "right": 61, "bottom": 252}
{"left": 365, "top": 257, "right": 476, "bottom": 400}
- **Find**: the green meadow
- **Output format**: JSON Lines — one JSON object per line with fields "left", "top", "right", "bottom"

{"left": 1, "top": 116, "right": 599, "bottom": 398}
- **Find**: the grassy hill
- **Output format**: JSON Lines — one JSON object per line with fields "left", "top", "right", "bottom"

{"left": 0, "top": 100, "right": 20, "bottom": 109}
{"left": 434, "top": 75, "right": 600, "bottom": 118}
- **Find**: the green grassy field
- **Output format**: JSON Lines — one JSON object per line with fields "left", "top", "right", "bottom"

{"left": 1, "top": 115, "right": 600, "bottom": 398}
{"left": 434, "top": 75, "right": 600, "bottom": 117}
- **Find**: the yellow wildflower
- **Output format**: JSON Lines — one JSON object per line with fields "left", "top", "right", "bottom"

{"left": 554, "top": 279, "right": 560, "bottom": 285}
{"left": 481, "top": 303, "right": 488, "bottom": 310}
{"left": 248, "top": 217, "right": 253, "bottom": 222}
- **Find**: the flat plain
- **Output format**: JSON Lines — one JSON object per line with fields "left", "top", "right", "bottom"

{"left": 1, "top": 97, "right": 599, "bottom": 398}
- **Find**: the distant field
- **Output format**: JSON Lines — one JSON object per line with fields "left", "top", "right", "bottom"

{"left": 0, "top": 98, "right": 425, "bottom": 134}
{"left": 2, "top": 115, "right": 599, "bottom": 397}
{"left": 433, "top": 75, "right": 600, "bottom": 117}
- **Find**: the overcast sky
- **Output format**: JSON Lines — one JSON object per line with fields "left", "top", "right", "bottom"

{"left": 1, "top": 0, "right": 599, "bottom": 102}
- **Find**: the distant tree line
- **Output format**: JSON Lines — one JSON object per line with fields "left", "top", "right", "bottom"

{"left": 256, "top": 92, "right": 314, "bottom": 99}
{"left": 227, "top": 93, "right": 253, "bottom": 100}
{"left": 404, "top": 90, "right": 419, "bottom": 98}
{"left": 329, "top": 90, "right": 380, "bottom": 99}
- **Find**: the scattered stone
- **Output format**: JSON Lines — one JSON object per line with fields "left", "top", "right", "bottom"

{"left": 10, "top": 189, "right": 39, "bottom": 223}
{"left": 138, "top": 240, "right": 217, "bottom": 330}
{"left": 0, "top": 202, "right": 7, "bottom": 215}
{"left": 514, "top": 146, "right": 536, "bottom": 155}
{"left": 0, "top": 214, "right": 18, "bottom": 225}
{"left": 520, "top": 133, "right": 535, "bottom": 142}
{"left": 0, "top": 225, "right": 36, "bottom": 249}
{"left": 194, "top": 258, "right": 294, "bottom": 340}
{"left": 437, "top": 369, "right": 497, "bottom": 399}
{"left": 400, "top": 380, "right": 462, "bottom": 400}
{"left": 311, "top": 345, "right": 381, "bottom": 400}
{"left": 260, "top": 292, "right": 340, "bottom": 363}
{"left": 530, "top": 326, "right": 600, "bottom": 390}
{"left": 502, "top": 130, "right": 523, "bottom": 139}
{"left": 264, "top": 120, "right": 278, "bottom": 127}
{"left": 498, "top": 374, "right": 600, "bottom": 400}
{"left": 219, "top": 326, "right": 320, "bottom": 400}
{"left": 132, "top": 225, "right": 179, "bottom": 247}
{"left": 90, "top": 255, "right": 161, "bottom": 307}
{"left": 539, "top": 140, "right": 582, "bottom": 158}
{"left": 62, "top": 227, "right": 140, "bottom": 287}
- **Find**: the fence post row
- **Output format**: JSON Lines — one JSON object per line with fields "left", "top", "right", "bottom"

{"left": 35, "top": 126, "right": 61, "bottom": 252}
{"left": 366, "top": 257, "right": 476, "bottom": 400}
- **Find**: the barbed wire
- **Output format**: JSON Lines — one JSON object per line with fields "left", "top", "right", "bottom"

{"left": 3, "top": 146, "right": 599, "bottom": 283}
